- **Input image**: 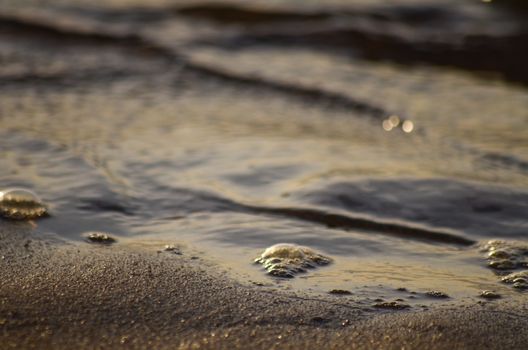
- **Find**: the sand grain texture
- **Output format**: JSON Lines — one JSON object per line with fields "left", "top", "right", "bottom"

{"left": 1, "top": 225, "right": 528, "bottom": 349}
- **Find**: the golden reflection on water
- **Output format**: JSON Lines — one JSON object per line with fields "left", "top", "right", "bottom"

{"left": 2, "top": 71, "right": 526, "bottom": 303}
{"left": 388, "top": 115, "right": 400, "bottom": 127}
{"left": 402, "top": 120, "right": 414, "bottom": 133}
{"left": 382, "top": 115, "right": 401, "bottom": 131}
{"left": 382, "top": 119, "right": 393, "bottom": 131}
{"left": 382, "top": 115, "right": 414, "bottom": 134}
{"left": 122, "top": 211, "right": 526, "bottom": 305}
{"left": 1, "top": 0, "right": 527, "bottom": 308}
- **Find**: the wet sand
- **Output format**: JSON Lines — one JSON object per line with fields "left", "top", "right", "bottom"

{"left": 2, "top": 225, "right": 527, "bottom": 349}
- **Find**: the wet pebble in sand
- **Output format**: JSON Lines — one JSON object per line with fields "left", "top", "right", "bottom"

{"left": 373, "top": 301, "right": 410, "bottom": 310}
{"left": 0, "top": 188, "right": 48, "bottom": 220}
{"left": 479, "top": 290, "right": 501, "bottom": 299}
{"left": 254, "top": 243, "right": 332, "bottom": 278}
{"left": 481, "top": 240, "right": 528, "bottom": 270}
{"left": 86, "top": 232, "right": 116, "bottom": 244}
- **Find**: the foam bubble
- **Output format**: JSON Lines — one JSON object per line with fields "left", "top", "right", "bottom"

{"left": 254, "top": 243, "right": 332, "bottom": 278}
{"left": 163, "top": 245, "right": 182, "bottom": 255}
{"left": 425, "top": 291, "right": 449, "bottom": 298}
{"left": 85, "top": 232, "right": 116, "bottom": 244}
{"left": 329, "top": 289, "right": 352, "bottom": 295}
{"left": 373, "top": 301, "right": 410, "bottom": 310}
{"left": 501, "top": 271, "right": 528, "bottom": 290}
{"left": 0, "top": 188, "right": 48, "bottom": 220}
{"left": 480, "top": 240, "right": 528, "bottom": 270}
{"left": 479, "top": 290, "right": 501, "bottom": 299}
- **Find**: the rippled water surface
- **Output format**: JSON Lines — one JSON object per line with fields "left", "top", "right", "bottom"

{"left": 1, "top": 0, "right": 528, "bottom": 304}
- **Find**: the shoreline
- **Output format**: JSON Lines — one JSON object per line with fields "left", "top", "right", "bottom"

{"left": 2, "top": 224, "right": 527, "bottom": 349}
{"left": 1, "top": 1, "right": 527, "bottom": 348}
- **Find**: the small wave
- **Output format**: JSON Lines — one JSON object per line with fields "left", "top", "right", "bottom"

{"left": 246, "top": 205, "right": 474, "bottom": 246}
{"left": 0, "top": 14, "right": 175, "bottom": 58}
{"left": 297, "top": 179, "right": 528, "bottom": 239}
{"left": 175, "top": 3, "right": 330, "bottom": 24}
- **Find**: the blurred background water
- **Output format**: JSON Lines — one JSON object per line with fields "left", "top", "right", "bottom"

{"left": 1, "top": 0, "right": 527, "bottom": 302}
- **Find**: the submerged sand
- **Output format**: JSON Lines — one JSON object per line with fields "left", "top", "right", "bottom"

{"left": 1, "top": 225, "right": 527, "bottom": 349}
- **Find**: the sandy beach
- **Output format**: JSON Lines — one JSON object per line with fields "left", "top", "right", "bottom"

{"left": 1, "top": 225, "right": 527, "bottom": 349}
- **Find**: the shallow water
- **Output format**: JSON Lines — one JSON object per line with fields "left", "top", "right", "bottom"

{"left": 1, "top": 0, "right": 527, "bottom": 306}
